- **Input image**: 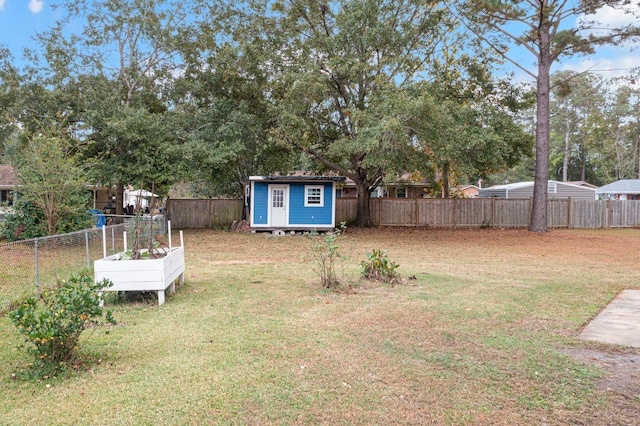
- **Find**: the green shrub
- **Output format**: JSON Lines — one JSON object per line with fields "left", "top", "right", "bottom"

{"left": 9, "top": 273, "right": 116, "bottom": 378}
{"left": 0, "top": 194, "right": 92, "bottom": 241}
{"left": 0, "top": 200, "right": 47, "bottom": 241}
{"left": 360, "top": 249, "right": 400, "bottom": 284}
{"left": 305, "top": 224, "right": 348, "bottom": 289}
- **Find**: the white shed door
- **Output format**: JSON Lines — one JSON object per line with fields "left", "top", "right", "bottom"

{"left": 269, "top": 185, "right": 288, "bottom": 227}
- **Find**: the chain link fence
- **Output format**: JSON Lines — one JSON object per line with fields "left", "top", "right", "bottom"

{"left": 0, "top": 215, "right": 166, "bottom": 313}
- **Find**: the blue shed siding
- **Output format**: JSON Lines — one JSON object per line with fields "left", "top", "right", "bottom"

{"left": 249, "top": 177, "right": 339, "bottom": 229}
{"left": 288, "top": 182, "right": 333, "bottom": 225}
{"left": 252, "top": 181, "right": 269, "bottom": 224}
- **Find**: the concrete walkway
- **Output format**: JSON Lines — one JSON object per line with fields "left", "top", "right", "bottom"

{"left": 579, "top": 290, "right": 640, "bottom": 348}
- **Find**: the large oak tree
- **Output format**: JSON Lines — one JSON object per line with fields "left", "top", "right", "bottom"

{"left": 263, "top": 0, "right": 454, "bottom": 226}
{"left": 235, "top": 0, "right": 527, "bottom": 226}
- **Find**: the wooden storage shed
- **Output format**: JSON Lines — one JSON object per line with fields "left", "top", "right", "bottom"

{"left": 246, "top": 175, "right": 346, "bottom": 231}
{"left": 479, "top": 180, "right": 597, "bottom": 200}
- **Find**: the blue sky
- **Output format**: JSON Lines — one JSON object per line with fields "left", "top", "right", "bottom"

{"left": 1, "top": 1, "right": 639, "bottom": 83}
{"left": 0, "top": 0, "right": 61, "bottom": 60}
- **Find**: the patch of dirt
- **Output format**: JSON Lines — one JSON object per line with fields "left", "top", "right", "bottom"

{"left": 564, "top": 347, "right": 640, "bottom": 398}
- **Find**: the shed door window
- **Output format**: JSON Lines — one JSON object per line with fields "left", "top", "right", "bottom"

{"left": 305, "top": 185, "right": 324, "bottom": 207}
{"left": 272, "top": 189, "right": 284, "bottom": 208}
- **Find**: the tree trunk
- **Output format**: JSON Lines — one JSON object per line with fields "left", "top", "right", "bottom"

{"left": 45, "top": 204, "right": 58, "bottom": 236}
{"left": 441, "top": 163, "right": 450, "bottom": 198}
{"left": 115, "top": 181, "right": 125, "bottom": 219}
{"left": 530, "top": 38, "right": 551, "bottom": 232}
{"left": 635, "top": 135, "right": 640, "bottom": 178}
{"left": 562, "top": 122, "right": 570, "bottom": 181}
{"left": 581, "top": 144, "right": 587, "bottom": 182}
{"left": 355, "top": 180, "right": 372, "bottom": 227}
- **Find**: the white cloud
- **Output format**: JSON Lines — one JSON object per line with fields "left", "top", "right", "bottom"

{"left": 569, "top": 3, "right": 640, "bottom": 78}
{"left": 28, "top": 0, "right": 44, "bottom": 14}
{"left": 578, "top": 3, "right": 640, "bottom": 34}
{"left": 560, "top": 53, "right": 640, "bottom": 80}
{"left": 0, "top": 0, "right": 6, "bottom": 12}
{"left": 584, "top": 3, "right": 640, "bottom": 27}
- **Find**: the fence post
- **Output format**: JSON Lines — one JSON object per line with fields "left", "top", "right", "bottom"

{"left": 34, "top": 237, "right": 39, "bottom": 295}
{"left": 453, "top": 198, "right": 457, "bottom": 229}
{"left": 85, "top": 230, "right": 90, "bottom": 269}
{"left": 567, "top": 198, "right": 572, "bottom": 229}
{"left": 491, "top": 197, "right": 495, "bottom": 228}
{"left": 102, "top": 225, "right": 107, "bottom": 259}
{"left": 209, "top": 199, "right": 214, "bottom": 229}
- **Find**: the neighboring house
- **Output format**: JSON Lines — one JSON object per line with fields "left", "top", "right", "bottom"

{"left": 247, "top": 175, "right": 345, "bottom": 231}
{"left": 0, "top": 164, "right": 18, "bottom": 206}
{"left": 1, "top": 164, "right": 116, "bottom": 211}
{"left": 596, "top": 179, "right": 640, "bottom": 200}
{"left": 338, "top": 174, "right": 479, "bottom": 199}
{"left": 124, "top": 188, "right": 158, "bottom": 212}
{"left": 454, "top": 185, "right": 479, "bottom": 198}
{"left": 339, "top": 173, "right": 430, "bottom": 198}
{"left": 479, "top": 180, "right": 597, "bottom": 200}
{"left": 89, "top": 186, "right": 117, "bottom": 212}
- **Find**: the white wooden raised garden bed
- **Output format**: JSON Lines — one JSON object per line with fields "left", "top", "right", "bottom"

{"left": 94, "top": 223, "right": 185, "bottom": 306}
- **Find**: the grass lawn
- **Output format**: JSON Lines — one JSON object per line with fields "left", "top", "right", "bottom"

{"left": 1, "top": 227, "right": 639, "bottom": 425}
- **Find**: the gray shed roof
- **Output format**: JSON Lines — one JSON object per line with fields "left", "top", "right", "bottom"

{"left": 597, "top": 179, "right": 640, "bottom": 195}
{"left": 249, "top": 175, "right": 346, "bottom": 182}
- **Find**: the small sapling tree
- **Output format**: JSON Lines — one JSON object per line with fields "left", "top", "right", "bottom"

{"left": 305, "top": 224, "right": 349, "bottom": 290}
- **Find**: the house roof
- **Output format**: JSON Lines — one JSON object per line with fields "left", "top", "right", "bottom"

{"left": 0, "top": 164, "right": 18, "bottom": 187}
{"left": 0, "top": 164, "right": 110, "bottom": 190}
{"left": 484, "top": 180, "right": 596, "bottom": 190}
{"left": 597, "top": 179, "right": 640, "bottom": 194}
{"left": 567, "top": 181, "right": 598, "bottom": 189}
{"left": 249, "top": 175, "right": 346, "bottom": 182}
{"left": 484, "top": 181, "right": 535, "bottom": 190}
{"left": 343, "top": 172, "right": 431, "bottom": 188}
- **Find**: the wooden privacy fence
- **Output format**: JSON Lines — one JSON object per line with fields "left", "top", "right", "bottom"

{"left": 167, "top": 198, "right": 640, "bottom": 229}
{"left": 166, "top": 199, "right": 243, "bottom": 229}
